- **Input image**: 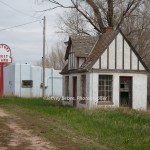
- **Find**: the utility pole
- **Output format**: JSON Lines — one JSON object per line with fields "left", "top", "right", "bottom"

{"left": 42, "top": 16, "right": 46, "bottom": 98}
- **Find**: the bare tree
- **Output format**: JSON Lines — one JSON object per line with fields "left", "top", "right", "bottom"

{"left": 56, "top": 9, "right": 94, "bottom": 36}
{"left": 51, "top": 1, "right": 150, "bottom": 59}
{"left": 36, "top": 42, "right": 66, "bottom": 70}
{"left": 39, "top": 0, "right": 143, "bottom": 33}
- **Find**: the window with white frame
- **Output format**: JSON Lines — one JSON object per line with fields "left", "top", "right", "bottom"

{"left": 98, "top": 75, "right": 112, "bottom": 101}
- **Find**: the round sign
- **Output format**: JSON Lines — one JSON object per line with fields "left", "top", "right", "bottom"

{"left": 0, "top": 44, "right": 12, "bottom": 63}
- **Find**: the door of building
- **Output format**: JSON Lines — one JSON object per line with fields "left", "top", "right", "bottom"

{"left": 73, "top": 77, "right": 77, "bottom": 107}
{"left": 120, "top": 76, "right": 132, "bottom": 108}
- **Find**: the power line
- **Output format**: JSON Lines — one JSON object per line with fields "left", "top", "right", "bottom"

{"left": 0, "top": 0, "right": 39, "bottom": 19}
{"left": 0, "top": 20, "right": 41, "bottom": 32}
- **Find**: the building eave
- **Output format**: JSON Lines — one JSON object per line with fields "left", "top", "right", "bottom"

{"left": 90, "top": 69, "right": 148, "bottom": 74}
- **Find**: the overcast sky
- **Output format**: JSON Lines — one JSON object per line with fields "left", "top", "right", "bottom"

{"left": 0, "top": 0, "right": 68, "bottom": 64}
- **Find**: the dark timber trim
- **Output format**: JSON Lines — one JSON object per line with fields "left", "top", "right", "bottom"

{"left": 130, "top": 48, "right": 132, "bottom": 70}
{"left": 99, "top": 57, "right": 101, "bottom": 69}
{"left": 138, "top": 60, "right": 139, "bottom": 70}
{"left": 107, "top": 47, "right": 109, "bottom": 69}
{"left": 91, "top": 69, "right": 148, "bottom": 74}
{"left": 122, "top": 38, "right": 124, "bottom": 70}
{"left": 115, "top": 37, "right": 117, "bottom": 69}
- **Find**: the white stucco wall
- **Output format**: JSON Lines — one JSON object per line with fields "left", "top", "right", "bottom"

{"left": 88, "top": 72, "right": 147, "bottom": 110}
{"left": 132, "top": 75, "right": 147, "bottom": 110}
{"left": 62, "top": 72, "right": 147, "bottom": 111}
{"left": 101, "top": 49, "right": 107, "bottom": 69}
{"left": 132, "top": 51, "right": 138, "bottom": 70}
{"left": 15, "top": 64, "right": 32, "bottom": 97}
{"left": 4, "top": 64, "right": 62, "bottom": 97}
{"left": 124, "top": 41, "right": 130, "bottom": 70}
{"left": 4, "top": 64, "right": 15, "bottom": 96}
{"left": 109, "top": 40, "right": 115, "bottom": 69}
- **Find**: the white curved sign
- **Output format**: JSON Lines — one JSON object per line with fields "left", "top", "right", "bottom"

{"left": 0, "top": 44, "right": 12, "bottom": 63}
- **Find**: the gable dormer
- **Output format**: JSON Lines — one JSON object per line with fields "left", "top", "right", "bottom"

{"left": 65, "top": 35, "right": 98, "bottom": 71}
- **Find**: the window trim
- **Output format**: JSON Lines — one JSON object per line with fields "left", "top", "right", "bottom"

{"left": 98, "top": 75, "right": 113, "bottom": 105}
{"left": 80, "top": 75, "right": 86, "bottom": 104}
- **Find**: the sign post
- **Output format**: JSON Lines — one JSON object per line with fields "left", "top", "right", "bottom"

{"left": 0, "top": 44, "right": 12, "bottom": 96}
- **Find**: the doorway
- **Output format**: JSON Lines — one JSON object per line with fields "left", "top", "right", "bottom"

{"left": 120, "top": 76, "right": 132, "bottom": 108}
{"left": 73, "top": 77, "right": 77, "bottom": 107}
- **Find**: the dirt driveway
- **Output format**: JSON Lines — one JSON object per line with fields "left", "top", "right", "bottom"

{"left": 0, "top": 109, "right": 56, "bottom": 150}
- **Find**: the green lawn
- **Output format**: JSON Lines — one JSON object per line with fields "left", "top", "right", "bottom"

{"left": 0, "top": 97, "right": 150, "bottom": 150}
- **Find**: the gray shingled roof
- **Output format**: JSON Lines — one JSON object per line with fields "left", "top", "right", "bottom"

{"left": 71, "top": 35, "right": 98, "bottom": 57}
{"left": 79, "top": 30, "right": 119, "bottom": 71}
{"left": 65, "top": 35, "right": 98, "bottom": 60}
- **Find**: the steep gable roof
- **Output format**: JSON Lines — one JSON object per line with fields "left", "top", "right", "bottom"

{"left": 61, "top": 29, "right": 149, "bottom": 74}
{"left": 79, "top": 30, "right": 119, "bottom": 71}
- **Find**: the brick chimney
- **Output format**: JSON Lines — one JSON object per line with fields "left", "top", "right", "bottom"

{"left": 103, "top": 27, "right": 113, "bottom": 33}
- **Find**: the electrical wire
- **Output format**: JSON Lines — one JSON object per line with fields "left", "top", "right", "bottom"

{"left": 0, "top": 20, "right": 41, "bottom": 32}
{"left": 0, "top": 0, "right": 39, "bottom": 19}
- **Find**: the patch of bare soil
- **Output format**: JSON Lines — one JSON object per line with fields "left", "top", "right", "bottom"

{"left": 0, "top": 109, "right": 56, "bottom": 150}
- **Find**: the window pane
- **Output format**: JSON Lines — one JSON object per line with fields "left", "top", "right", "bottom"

{"left": 22, "top": 80, "right": 33, "bottom": 88}
{"left": 98, "top": 75, "right": 112, "bottom": 101}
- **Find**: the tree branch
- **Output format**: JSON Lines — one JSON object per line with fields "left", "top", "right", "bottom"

{"left": 39, "top": 0, "right": 75, "bottom": 11}
{"left": 107, "top": 0, "right": 114, "bottom": 27}
{"left": 116, "top": 0, "right": 141, "bottom": 29}
{"left": 86, "top": 0, "right": 104, "bottom": 30}
{"left": 71, "top": 0, "right": 102, "bottom": 33}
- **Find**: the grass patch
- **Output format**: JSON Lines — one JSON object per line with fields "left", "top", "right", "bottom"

{"left": 0, "top": 97, "right": 150, "bottom": 150}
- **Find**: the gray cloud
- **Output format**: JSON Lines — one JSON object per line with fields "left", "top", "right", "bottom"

{"left": 0, "top": 0, "right": 67, "bottom": 65}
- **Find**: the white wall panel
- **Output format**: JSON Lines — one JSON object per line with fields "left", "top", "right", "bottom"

{"left": 109, "top": 40, "right": 116, "bottom": 69}
{"left": 101, "top": 50, "right": 107, "bottom": 69}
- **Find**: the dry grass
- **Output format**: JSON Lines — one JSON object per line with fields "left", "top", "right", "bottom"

{"left": 0, "top": 97, "right": 150, "bottom": 150}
